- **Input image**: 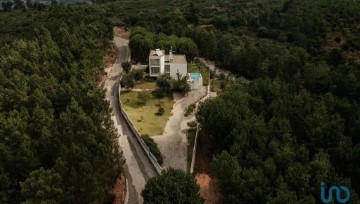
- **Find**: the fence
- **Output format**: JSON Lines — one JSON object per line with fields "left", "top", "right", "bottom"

{"left": 117, "top": 81, "right": 163, "bottom": 175}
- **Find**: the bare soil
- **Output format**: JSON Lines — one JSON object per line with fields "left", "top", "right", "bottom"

{"left": 194, "top": 131, "right": 223, "bottom": 204}
{"left": 111, "top": 174, "right": 126, "bottom": 204}
{"left": 114, "top": 27, "right": 131, "bottom": 39}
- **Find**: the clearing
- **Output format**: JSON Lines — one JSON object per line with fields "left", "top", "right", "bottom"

{"left": 120, "top": 90, "right": 174, "bottom": 136}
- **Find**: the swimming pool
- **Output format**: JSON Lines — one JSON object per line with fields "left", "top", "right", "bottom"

{"left": 189, "top": 73, "right": 202, "bottom": 80}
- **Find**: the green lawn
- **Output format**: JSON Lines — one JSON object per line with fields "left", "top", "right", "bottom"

{"left": 120, "top": 91, "right": 174, "bottom": 136}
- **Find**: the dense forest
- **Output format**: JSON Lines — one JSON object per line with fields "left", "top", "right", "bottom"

{"left": 1, "top": 0, "right": 360, "bottom": 203}
{"left": 0, "top": 5, "right": 123, "bottom": 203}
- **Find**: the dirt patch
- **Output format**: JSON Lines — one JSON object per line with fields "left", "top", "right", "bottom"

{"left": 196, "top": 174, "right": 222, "bottom": 204}
{"left": 114, "top": 27, "right": 131, "bottom": 39}
{"left": 103, "top": 43, "right": 117, "bottom": 69}
{"left": 194, "top": 131, "right": 223, "bottom": 203}
{"left": 97, "top": 74, "right": 107, "bottom": 88}
{"left": 111, "top": 174, "right": 126, "bottom": 204}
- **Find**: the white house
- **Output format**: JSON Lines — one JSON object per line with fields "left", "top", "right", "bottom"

{"left": 149, "top": 49, "right": 187, "bottom": 79}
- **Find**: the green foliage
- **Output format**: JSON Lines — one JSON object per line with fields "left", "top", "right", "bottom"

{"left": 131, "top": 69, "right": 145, "bottom": 81}
{"left": 156, "top": 75, "right": 172, "bottom": 94}
{"left": 172, "top": 75, "right": 191, "bottom": 94}
{"left": 184, "top": 103, "right": 196, "bottom": 117}
{"left": 141, "top": 168, "right": 203, "bottom": 204}
{"left": 142, "top": 134, "right": 163, "bottom": 165}
{"left": 129, "top": 27, "right": 198, "bottom": 62}
{"left": 0, "top": 5, "right": 123, "bottom": 203}
{"left": 138, "top": 90, "right": 151, "bottom": 104}
{"left": 20, "top": 168, "right": 62, "bottom": 204}
{"left": 187, "top": 120, "right": 197, "bottom": 129}
{"left": 156, "top": 106, "right": 165, "bottom": 116}
{"left": 122, "top": 61, "right": 132, "bottom": 73}
{"left": 197, "top": 78, "right": 360, "bottom": 203}
{"left": 121, "top": 73, "right": 135, "bottom": 89}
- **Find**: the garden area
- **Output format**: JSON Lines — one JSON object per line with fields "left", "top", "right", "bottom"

{"left": 133, "top": 76, "right": 157, "bottom": 89}
{"left": 120, "top": 90, "right": 174, "bottom": 136}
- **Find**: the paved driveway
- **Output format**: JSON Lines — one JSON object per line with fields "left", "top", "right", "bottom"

{"left": 153, "top": 86, "right": 207, "bottom": 171}
{"left": 104, "top": 36, "right": 157, "bottom": 204}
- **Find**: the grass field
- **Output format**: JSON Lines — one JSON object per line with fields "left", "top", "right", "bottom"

{"left": 133, "top": 76, "right": 157, "bottom": 89}
{"left": 120, "top": 90, "right": 174, "bottom": 136}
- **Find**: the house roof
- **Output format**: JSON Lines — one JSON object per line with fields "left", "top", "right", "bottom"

{"left": 165, "top": 54, "right": 187, "bottom": 64}
{"left": 149, "top": 49, "right": 165, "bottom": 57}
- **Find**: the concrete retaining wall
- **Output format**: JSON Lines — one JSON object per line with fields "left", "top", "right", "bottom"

{"left": 117, "top": 81, "right": 163, "bottom": 175}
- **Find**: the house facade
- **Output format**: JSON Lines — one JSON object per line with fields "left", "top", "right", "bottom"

{"left": 149, "top": 49, "right": 187, "bottom": 79}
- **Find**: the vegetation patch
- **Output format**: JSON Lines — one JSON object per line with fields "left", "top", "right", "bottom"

{"left": 120, "top": 90, "right": 174, "bottom": 136}
{"left": 134, "top": 76, "right": 157, "bottom": 89}
{"left": 184, "top": 103, "right": 196, "bottom": 117}
{"left": 142, "top": 134, "right": 164, "bottom": 165}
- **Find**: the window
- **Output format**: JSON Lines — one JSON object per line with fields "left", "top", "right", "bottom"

{"left": 151, "top": 67, "right": 160, "bottom": 75}
{"left": 150, "top": 59, "right": 160, "bottom": 66}
{"left": 165, "top": 65, "right": 170, "bottom": 73}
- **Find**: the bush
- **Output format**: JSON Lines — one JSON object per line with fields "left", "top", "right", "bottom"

{"left": 219, "top": 73, "right": 226, "bottom": 80}
{"left": 131, "top": 69, "right": 145, "bottom": 81}
{"left": 142, "top": 134, "right": 164, "bottom": 165}
{"left": 156, "top": 76, "right": 172, "bottom": 94}
{"left": 184, "top": 103, "right": 196, "bottom": 117}
{"left": 220, "top": 80, "right": 226, "bottom": 89}
{"left": 138, "top": 90, "right": 151, "bottom": 104}
{"left": 172, "top": 75, "right": 191, "bottom": 94}
{"left": 120, "top": 73, "right": 135, "bottom": 89}
{"left": 156, "top": 106, "right": 165, "bottom": 116}
{"left": 122, "top": 62, "right": 132, "bottom": 73}
{"left": 187, "top": 121, "right": 197, "bottom": 129}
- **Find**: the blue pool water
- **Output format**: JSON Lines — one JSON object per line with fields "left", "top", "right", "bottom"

{"left": 189, "top": 73, "right": 202, "bottom": 80}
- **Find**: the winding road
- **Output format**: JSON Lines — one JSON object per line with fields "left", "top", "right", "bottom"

{"left": 104, "top": 36, "right": 157, "bottom": 204}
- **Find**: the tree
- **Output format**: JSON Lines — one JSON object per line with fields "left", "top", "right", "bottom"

{"left": 138, "top": 90, "right": 151, "bottom": 104}
{"left": 20, "top": 168, "right": 63, "bottom": 204}
{"left": 1, "top": 1, "right": 13, "bottom": 11}
{"left": 172, "top": 75, "right": 191, "bottom": 94}
{"left": 131, "top": 69, "right": 144, "bottom": 81}
{"left": 156, "top": 76, "right": 172, "bottom": 94}
{"left": 121, "top": 62, "right": 132, "bottom": 73}
{"left": 176, "top": 37, "right": 199, "bottom": 61}
{"left": 121, "top": 73, "right": 135, "bottom": 89}
{"left": 141, "top": 168, "right": 203, "bottom": 204}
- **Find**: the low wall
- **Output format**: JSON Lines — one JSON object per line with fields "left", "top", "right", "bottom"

{"left": 190, "top": 124, "right": 200, "bottom": 174}
{"left": 190, "top": 83, "right": 210, "bottom": 174}
{"left": 117, "top": 80, "right": 163, "bottom": 175}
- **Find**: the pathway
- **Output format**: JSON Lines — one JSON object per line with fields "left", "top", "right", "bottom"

{"left": 152, "top": 86, "right": 207, "bottom": 170}
{"left": 104, "top": 36, "right": 157, "bottom": 204}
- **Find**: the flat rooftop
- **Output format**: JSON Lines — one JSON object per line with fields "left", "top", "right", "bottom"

{"left": 165, "top": 54, "right": 187, "bottom": 64}
{"left": 149, "top": 49, "right": 165, "bottom": 57}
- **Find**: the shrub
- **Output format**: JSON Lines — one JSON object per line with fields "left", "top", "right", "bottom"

{"left": 187, "top": 121, "right": 197, "bottom": 129}
{"left": 131, "top": 69, "right": 145, "bottom": 81}
{"left": 219, "top": 73, "right": 226, "bottom": 80}
{"left": 138, "top": 90, "right": 151, "bottom": 104}
{"left": 156, "top": 106, "right": 165, "bottom": 116}
{"left": 142, "top": 134, "right": 164, "bottom": 165}
{"left": 156, "top": 76, "right": 172, "bottom": 94}
{"left": 184, "top": 103, "right": 196, "bottom": 117}
{"left": 220, "top": 80, "right": 226, "bottom": 89}
{"left": 122, "top": 61, "right": 132, "bottom": 73}
{"left": 120, "top": 73, "right": 135, "bottom": 89}
{"left": 172, "top": 75, "right": 191, "bottom": 94}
